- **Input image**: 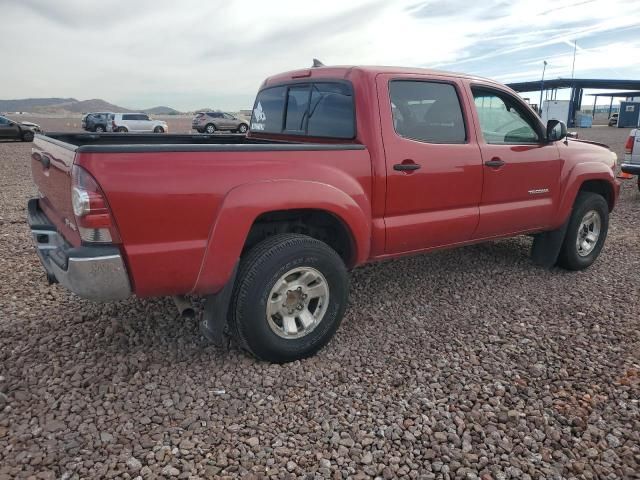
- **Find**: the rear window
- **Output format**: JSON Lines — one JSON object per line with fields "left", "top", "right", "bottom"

{"left": 251, "top": 82, "right": 355, "bottom": 139}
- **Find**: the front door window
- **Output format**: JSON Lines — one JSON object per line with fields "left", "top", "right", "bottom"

{"left": 472, "top": 89, "right": 540, "bottom": 144}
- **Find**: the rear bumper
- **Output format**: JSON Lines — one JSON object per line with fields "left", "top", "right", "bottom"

{"left": 621, "top": 163, "right": 640, "bottom": 175}
{"left": 27, "top": 198, "right": 131, "bottom": 301}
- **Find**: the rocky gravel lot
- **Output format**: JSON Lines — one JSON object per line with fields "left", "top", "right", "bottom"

{"left": 1, "top": 128, "right": 639, "bottom": 479}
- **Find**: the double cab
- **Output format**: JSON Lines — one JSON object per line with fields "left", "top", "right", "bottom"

{"left": 28, "top": 65, "right": 620, "bottom": 362}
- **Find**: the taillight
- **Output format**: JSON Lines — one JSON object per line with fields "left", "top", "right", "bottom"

{"left": 625, "top": 135, "right": 634, "bottom": 155}
{"left": 112, "top": 120, "right": 117, "bottom": 130}
{"left": 71, "top": 165, "right": 120, "bottom": 243}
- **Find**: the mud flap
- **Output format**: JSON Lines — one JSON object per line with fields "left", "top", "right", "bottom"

{"left": 199, "top": 262, "right": 238, "bottom": 347}
{"left": 531, "top": 219, "right": 569, "bottom": 269}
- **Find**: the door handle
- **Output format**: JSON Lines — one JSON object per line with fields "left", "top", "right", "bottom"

{"left": 484, "top": 157, "right": 505, "bottom": 168}
{"left": 393, "top": 162, "right": 421, "bottom": 172}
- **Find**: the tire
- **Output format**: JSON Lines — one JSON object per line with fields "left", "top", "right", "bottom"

{"left": 238, "top": 123, "right": 248, "bottom": 134}
{"left": 95, "top": 125, "right": 105, "bottom": 133}
{"left": 117, "top": 127, "right": 128, "bottom": 133}
{"left": 229, "top": 233, "right": 349, "bottom": 362}
{"left": 22, "top": 130, "right": 34, "bottom": 142}
{"left": 204, "top": 123, "right": 216, "bottom": 134}
{"left": 557, "top": 192, "right": 609, "bottom": 270}
{"left": 153, "top": 126, "right": 165, "bottom": 133}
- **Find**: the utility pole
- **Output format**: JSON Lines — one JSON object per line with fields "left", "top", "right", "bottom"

{"left": 539, "top": 60, "right": 547, "bottom": 115}
{"left": 570, "top": 40, "right": 577, "bottom": 80}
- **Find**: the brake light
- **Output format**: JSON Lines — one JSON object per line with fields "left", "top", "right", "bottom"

{"left": 71, "top": 165, "right": 120, "bottom": 243}
{"left": 625, "top": 135, "right": 635, "bottom": 155}
{"left": 112, "top": 120, "right": 117, "bottom": 130}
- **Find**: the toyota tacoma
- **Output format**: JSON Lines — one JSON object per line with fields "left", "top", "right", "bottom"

{"left": 27, "top": 65, "right": 620, "bottom": 362}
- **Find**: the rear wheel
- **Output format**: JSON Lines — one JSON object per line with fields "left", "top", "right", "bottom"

{"left": 22, "top": 130, "right": 34, "bottom": 142}
{"left": 153, "top": 126, "right": 164, "bottom": 133}
{"left": 557, "top": 192, "right": 609, "bottom": 270}
{"left": 117, "top": 127, "right": 128, "bottom": 133}
{"left": 238, "top": 123, "right": 248, "bottom": 134}
{"left": 95, "top": 125, "right": 105, "bottom": 133}
{"left": 229, "top": 234, "right": 349, "bottom": 362}
{"left": 205, "top": 123, "right": 216, "bottom": 134}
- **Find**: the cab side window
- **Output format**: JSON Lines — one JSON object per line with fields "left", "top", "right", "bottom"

{"left": 389, "top": 80, "right": 466, "bottom": 144}
{"left": 472, "top": 89, "right": 540, "bottom": 144}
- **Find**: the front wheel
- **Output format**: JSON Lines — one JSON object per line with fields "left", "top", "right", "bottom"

{"left": 22, "top": 130, "right": 35, "bottom": 142}
{"left": 229, "top": 234, "right": 349, "bottom": 362}
{"left": 557, "top": 192, "right": 609, "bottom": 270}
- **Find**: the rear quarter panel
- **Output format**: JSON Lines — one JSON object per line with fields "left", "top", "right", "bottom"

{"left": 76, "top": 148, "right": 372, "bottom": 297}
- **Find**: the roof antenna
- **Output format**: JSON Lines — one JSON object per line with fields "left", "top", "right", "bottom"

{"left": 312, "top": 58, "right": 325, "bottom": 68}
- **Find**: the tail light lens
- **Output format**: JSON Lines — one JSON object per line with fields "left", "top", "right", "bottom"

{"left": 112, "top": 120, "right": 117, "bottom": 130}
{"left": 71, "top": 165, "right": 120, "bottom": 243}
{"left": 625, "top": 135, "right": 634, "bottom": 155}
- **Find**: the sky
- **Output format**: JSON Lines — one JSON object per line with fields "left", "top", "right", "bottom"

{"left": 1, "top": 0, "right": 639, "bottom": 111}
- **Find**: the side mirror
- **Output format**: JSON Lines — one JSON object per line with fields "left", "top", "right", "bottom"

{"left": 546, "top": 119, "right": 567, "bottom": 142}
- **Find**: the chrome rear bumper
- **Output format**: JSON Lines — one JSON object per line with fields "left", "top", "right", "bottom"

{"left": 28, "top": 199, "right": 131, "bottom": 301}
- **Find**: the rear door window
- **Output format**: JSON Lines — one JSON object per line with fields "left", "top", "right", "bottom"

{"left": 389, "top": 80, "right": 466, "bottom": 143}
{"left": 122, "top": 114, "right": 134, "bottom": 121}
{"left": 251, "top": 82, "right": 354, "bottom": 138}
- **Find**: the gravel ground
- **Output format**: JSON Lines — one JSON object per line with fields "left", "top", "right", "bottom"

{"left": 1, "top": 128, "right": 639, "bottom": 479}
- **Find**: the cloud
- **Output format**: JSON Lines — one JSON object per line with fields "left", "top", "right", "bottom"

{"left": 0, "top": 0, "right": 638, "bottom": 110}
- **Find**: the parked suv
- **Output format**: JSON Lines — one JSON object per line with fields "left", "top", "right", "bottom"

{"left": 81, "top": 112, "right": 114, "bottom": 132}
{"left": 112, "top": 113, "right": 168, "bottom": 133}
{"left": 192, "top": 111, "right": 249, "bottom": 134}
{"left": 621, "top": 128, "right": 640, "bottom": 191}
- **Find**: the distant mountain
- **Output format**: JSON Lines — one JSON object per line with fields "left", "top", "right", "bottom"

{"left": 143, "top": 106, "right": 180, "bottom": 115}
{"left": 0, "top": 97, "right": 77, "bottom": 112}
{"left": 0, "top": 97, "right": 182, "bottom": 115}
{"left": 60, "top": 99, "right": 132, "bottom": 113}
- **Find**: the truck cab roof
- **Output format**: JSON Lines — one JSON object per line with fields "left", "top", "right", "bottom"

{"left": 262, "top": 65, "right": 504, "bottom": 90}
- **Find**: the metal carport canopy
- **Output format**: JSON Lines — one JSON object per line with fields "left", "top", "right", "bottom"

{"left": 506, "top": 78, "right": 640, "bottom": 92}
{"left": 505, "top": 79, "right": 640, "bottom": 126}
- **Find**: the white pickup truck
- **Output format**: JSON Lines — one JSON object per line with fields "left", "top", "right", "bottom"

{"left": 621, "top": 129, "right": 640, "bottom": 190}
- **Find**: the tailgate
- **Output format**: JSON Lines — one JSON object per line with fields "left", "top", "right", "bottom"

{"left": 31, "top": 135, "right": 82, "bottom": 246}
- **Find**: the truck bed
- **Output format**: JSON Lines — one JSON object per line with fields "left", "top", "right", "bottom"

{"left": 30, "top": 132, "right": 371, "bottom": 297}
{"left": 39, "top": 132, "right": 365, "bottom": 153}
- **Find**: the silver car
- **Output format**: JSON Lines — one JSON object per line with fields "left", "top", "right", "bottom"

{"left": 192, "top": 112, "right": 249, "bottom": 134}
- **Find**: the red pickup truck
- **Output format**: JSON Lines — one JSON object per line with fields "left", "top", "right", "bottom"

{"left": 28, "top": 66, "right": 620, "bottom": 362}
